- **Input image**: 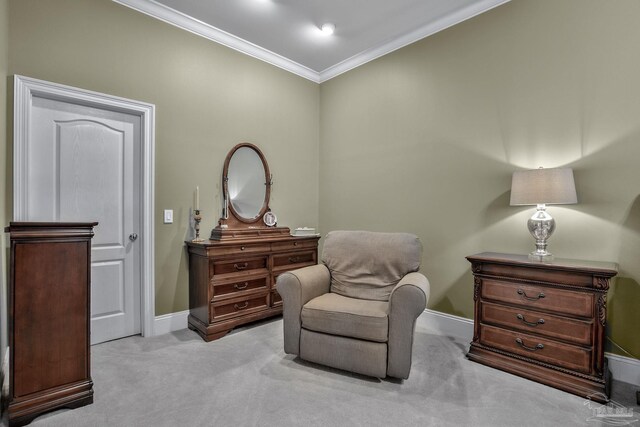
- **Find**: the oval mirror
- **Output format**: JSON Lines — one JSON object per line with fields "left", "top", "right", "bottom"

{"left": 224, "top": 143, "right": 270, "bottom": 223}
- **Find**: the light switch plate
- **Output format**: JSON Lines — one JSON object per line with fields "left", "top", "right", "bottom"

{"left": 163, "top": 209, "right": 173, "bottom": 224}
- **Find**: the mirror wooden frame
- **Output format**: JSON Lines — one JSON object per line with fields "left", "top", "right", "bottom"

{"left": 211, "top": 143, "right": 290, "bottom": 240}
{"left": 224, "top": 142, "right": 271, "bottom": 224}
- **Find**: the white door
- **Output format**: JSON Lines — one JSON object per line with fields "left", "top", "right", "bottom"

{"left": 24, "top": 96, "right": 142, "bottom": 345}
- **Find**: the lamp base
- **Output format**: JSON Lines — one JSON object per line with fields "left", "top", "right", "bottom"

{"left": 528, "top": 252, "right": 554, "bottom": 262}
{"left": 527, "top": 204, "right": 556, "bottom": 262}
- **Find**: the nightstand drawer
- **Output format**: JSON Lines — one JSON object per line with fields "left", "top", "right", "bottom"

{"left": 481, "top": 301, "right": 593, "bottom": 345}
{"left": 211, "top": 256, "right": 268, "bottom": 277}
{"left": 481, "top": 278, "right": 593, "bottom": 317}
{"left": 479, "top": 324, "right": 592, "bottom": 374}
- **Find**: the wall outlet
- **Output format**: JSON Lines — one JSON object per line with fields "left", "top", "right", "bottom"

{"left": 163, "top": 209, "right": 173, "bottom": 224}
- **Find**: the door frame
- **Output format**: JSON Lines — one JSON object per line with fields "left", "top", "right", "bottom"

{"left": 13, "top": 75, "right": 156, "bottom": 338}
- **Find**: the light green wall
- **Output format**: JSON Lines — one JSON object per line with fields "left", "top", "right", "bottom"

{"left": 319, "top": 0, "right": 640, "bottom": 358}
{"left": 7, "top": 0, "right": 320, "bottom": 315}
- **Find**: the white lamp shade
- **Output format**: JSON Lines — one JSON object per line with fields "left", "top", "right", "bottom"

{"left": 510, "top": 167, "right": 578, "bottom": 206}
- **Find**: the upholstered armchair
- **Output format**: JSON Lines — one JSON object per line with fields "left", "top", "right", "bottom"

{"left": 276, "top": 230, "right": 430, "bottom": 379}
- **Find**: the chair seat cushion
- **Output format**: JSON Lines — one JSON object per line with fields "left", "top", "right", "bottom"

{"left": 301, "top": 293, "right": 389, "bottom": 342}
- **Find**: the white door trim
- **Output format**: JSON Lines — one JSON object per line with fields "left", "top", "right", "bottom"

{"left": 13, "top": 75, "right": 156, "bottom": 338}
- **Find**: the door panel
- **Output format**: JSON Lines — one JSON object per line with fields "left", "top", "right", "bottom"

{"left": 58, "top": 120, "right": 125, "bottom": 244}
{"left": 91, "top": 261, "right": 125, "bottom": 318}
{"left": 28, "top": 96, "right": 141, "bottom": 345}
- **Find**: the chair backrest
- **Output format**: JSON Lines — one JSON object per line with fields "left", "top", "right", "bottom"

{"left": 321, "top": 230, "right": 422, "bottom": 301}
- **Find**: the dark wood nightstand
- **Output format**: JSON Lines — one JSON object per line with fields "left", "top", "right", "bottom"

{"left": 466, "top": 252, "right": 617, "bottom": 402}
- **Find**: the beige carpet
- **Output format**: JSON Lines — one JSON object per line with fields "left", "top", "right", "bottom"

{"left": 7, "top": 315, "right": 637, "bottom": 427}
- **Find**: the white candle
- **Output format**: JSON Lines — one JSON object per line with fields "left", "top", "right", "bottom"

{"left": 196, "top": 186, "right": 200, "bottom": 210}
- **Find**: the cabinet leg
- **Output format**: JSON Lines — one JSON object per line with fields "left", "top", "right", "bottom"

{"left": 203, "top": 330, "right": 230, "bottom": 342}
{"left": 186, "top": 318, "right": 230, "bottom": 342}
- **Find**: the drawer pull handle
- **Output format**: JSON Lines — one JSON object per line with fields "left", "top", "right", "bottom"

{"left": 516, "top": 313, "right": 545, "bottom": 327}
{"left": 517, "top": 289, "right": 545, "bottom": 301}
{"left": 234, "top": 262, "right": 249, "bottom": 271}
{"left": 240, "top": 246, "right": 245, "bottom": 251}
{"left": 294, "top": 242, "right": 298, "bottom": 246}
{"left": 234, "top": 301, "right": 249, "bottom": 310}
{"left": 234, "top": 282, "right": 249, "bottom": 290}
{"left": 288, "top": 256, "right": 301, "bottom": 263}
{"left": 515, "top": 338, "right": 544, "bottom": 351}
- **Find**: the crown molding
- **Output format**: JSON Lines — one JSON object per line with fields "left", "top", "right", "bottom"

{"left": 112, "top": 0, "right": 321, "bottom": 83}
{"left": 318, "top": 0, "right": 511, "bottom": 82}
{"left": 113, "top": 0, "right": 510, "bottom": 84}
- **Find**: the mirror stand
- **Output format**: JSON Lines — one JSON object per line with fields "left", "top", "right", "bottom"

{"left": 211, "top": 209, "right": 291, "bottom": 240}
{"left": 210, "top": 143, "right": 290, "bottom": 240}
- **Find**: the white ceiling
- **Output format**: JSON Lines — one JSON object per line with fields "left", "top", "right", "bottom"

{"left": 114, "top": 0, "right": 510, "bottom": 83}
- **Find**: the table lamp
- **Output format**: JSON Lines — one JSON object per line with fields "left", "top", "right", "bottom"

{"left": 510, "top": 167, "right": 577, "bottom": 261}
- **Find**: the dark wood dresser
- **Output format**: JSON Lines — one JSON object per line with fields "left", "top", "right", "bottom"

{"left": 466, "top": 252, "right": 617, "bottom": 402}
{"left": 6, "top": 222, "right": 97, "bottom": 426}
{"left": 186, "top": 235, "right": 320, "bottom": 341}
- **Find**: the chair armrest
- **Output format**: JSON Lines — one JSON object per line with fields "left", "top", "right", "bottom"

{"left": 276, "top": 264, "right": 331, "bottom": 355}
{"left": 387, "top": 272, "right": 430, "bottom": 379}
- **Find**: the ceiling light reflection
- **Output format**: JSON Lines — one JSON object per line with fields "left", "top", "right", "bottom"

{"left": 321, "top": 23, "right": 335, "bottom": 36}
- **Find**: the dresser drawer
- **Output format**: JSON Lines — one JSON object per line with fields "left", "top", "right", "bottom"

{"left": 481, "top": 301, "right": 593, "bottom": 345}
{"left": 270, "top": 289, "right": 282, "bottom": 307}
{"left": 211, "top": 256, "right": 268, "bottom": 277}
{"left": 209, "top": 243, "right": 270, "bottom": 256}
{"left": 480, "top": 324, "right": 592, "bottom": 374}
{"left": 273, "top": 251, "right": 316, "bottom": 269}
{"left": 210, "top": 294, "right": 269, "bottom": 321}
{"left": 478, "top": 263, "right": 594, "bottom": 287}
{"left": 212, "top": 276, "right": 268, "bottom": 300}
{"left": 271, "top": 239, "right": 317, "bottom": 252}
{"left": 481, "top": 278, "right": 593, "bottom": 318}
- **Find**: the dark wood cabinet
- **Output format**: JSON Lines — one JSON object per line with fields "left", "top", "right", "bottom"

{"left": 186, "top": 235, "right": 320, "bottom": 341}
{"left": 466, "top": 252, "right": 617, "bottom": 402}
{"left": 6, "top": 222, "right": 97, "bottom": 426}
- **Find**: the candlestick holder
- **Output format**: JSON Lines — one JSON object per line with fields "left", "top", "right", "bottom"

{"left": 192, "top": 209, "right": 204, "bottom": 242}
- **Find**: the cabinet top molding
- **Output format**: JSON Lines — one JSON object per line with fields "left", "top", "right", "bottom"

{"left": 467, "top": 252, "right": 617, "bottom": 277}
{"left": 5, "top": 222, "right": 99, "bottom": 239}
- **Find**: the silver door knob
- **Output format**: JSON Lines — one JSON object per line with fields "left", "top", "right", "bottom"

{"left": 129, "top": 233, "right": 138, "bottom": 242}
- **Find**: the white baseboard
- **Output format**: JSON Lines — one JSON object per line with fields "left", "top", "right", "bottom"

{"left": 1, "top": 347, "right": 8, "bottom": 407}
{"left": 1, "top": 347, "right": 7, "bottom": 376}
{"left": 422, "top": 308, "right": 474, "bottom": 343}
{"left": 153, "top": 310, "right": 189, "bottom": 336}
{"left": 606, "top": 353, "right": 640, "bottom": 387}
{"left": 421, "top": 309, "right": 640, "bottom": 387}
